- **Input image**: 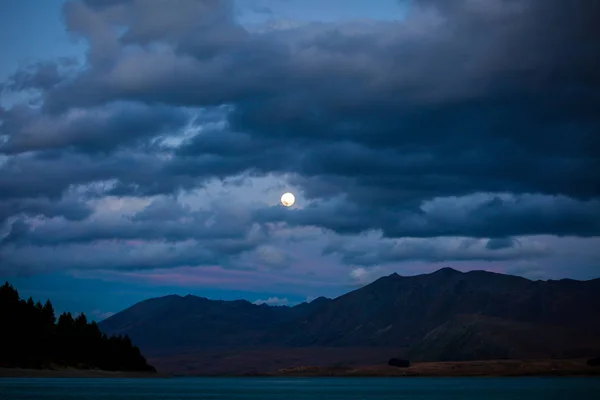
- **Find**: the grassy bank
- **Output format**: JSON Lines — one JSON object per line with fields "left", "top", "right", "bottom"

{"left": 271, "top": 359, "right": 600, "bottom": 377}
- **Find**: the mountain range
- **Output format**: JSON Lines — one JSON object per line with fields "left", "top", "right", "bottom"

{"left": 99, "top": 268, "right": 600, "bottom": 374}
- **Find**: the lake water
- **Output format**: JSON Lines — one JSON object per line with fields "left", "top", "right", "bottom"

{"left": 1, "top": 377, "right": 600, "bottom": 399}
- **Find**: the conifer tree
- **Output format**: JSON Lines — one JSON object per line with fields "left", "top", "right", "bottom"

{"left": 0, "top": 282, "right": 155, "bottom": 372}
{"left": 42, "top": 299, "right": 56, "bottom": 325}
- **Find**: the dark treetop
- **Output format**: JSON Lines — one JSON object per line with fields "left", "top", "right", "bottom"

{"left": 0, "top": 282, "right": 155, "bottom": 372}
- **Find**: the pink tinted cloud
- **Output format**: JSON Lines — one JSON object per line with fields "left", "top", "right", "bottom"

{"left": 124, "top": 266, "right": 253, "bottom": 286}
{"left": 73, "top": 264, "right": 344, "bottom": 294}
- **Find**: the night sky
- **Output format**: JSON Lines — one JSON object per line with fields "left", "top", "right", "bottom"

{"left": 1, "top": 0, "right": 599, "bottom": 320}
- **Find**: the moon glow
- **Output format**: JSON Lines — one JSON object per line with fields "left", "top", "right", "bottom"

{"left": 281, "top": 192, "right": 295, "bottom": 207}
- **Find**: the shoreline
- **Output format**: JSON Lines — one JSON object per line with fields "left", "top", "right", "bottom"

{"left": 265, "top": 359, "right": 600, "bottom": 378}
{"left": 2, "top": 359, "right": 599, "bottom": 379}
{"left": 0, "top": 368, "right": 169, "bottom": 379}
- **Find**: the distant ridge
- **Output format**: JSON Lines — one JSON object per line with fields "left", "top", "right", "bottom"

{"left": 98, "top": 268, "right": 600, "bottom": 373}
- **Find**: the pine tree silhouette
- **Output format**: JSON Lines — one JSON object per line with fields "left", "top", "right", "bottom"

{"left": 0, "top": 282, "right": 155, "bottom": 372}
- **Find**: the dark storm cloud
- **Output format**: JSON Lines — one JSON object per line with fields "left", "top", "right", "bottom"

{"left": 170, "top": 130, "right": 296, "bottom": 181}
{"left": 254, "top": 194, "right": 600, "bottom": 238}
{"left": 0, "top": 196, "right": 93, "bottom": 225}
{"left": 0, "top": 196, "right": 269, "bottom": 275}
{"left": 48, "top": 0, "right": 600, "bottom": 110}
{"left": 1, "top": 0, "right": 599, "bottom": 246}
{"left": 1, "top": 58, "right": 79, "bottom": 93}
{"left": 0, "top": 240, "right": 226, "bottom": 275}
{"left": 0, "top": 102, "right": 189, "bottom": 154}
{"left": 323, "top": 235, "right": 545, "bottom": 266}
{"left": 485, "top": 237, "right": 517, "bottom": 250}
{"left": 0, "top": 150, "right": 207, "bottom": 201}
{"left": 2, "top": 196, "right": 263, "bottom": 247}
{"left": 130, "top": 196, "right": 190, "bottom": 222}
{"left": 44, "top": 0, "right": 598, "bottom": 194}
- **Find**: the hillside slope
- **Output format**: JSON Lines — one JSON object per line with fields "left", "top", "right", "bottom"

{"left": 99, "top": 294, "right": 330, "bottom": 353}
{"left": 263, "top": 268, "right": 600, "bottom": 347}
{"left": 99, "top": 268, "right": 600, "bottom": 368}
{"left": 407, "top": 314, "right": 600, "bottom": 361}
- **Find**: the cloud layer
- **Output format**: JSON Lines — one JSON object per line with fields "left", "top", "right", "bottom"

{"left": 1, "top": 0, "right": 599, "bottom": 285}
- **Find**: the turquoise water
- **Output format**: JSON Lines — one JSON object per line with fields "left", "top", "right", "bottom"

{"left": 1, "top": 377, "right": 600, "bottom": 399}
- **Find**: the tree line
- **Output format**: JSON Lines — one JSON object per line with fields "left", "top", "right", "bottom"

{"left": 0, "top": 282, "right": 155, "bottom": 372}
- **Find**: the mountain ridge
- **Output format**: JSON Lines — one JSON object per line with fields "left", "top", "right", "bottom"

{"left": 98, "top": 268, "right": 600, "bottom": 373}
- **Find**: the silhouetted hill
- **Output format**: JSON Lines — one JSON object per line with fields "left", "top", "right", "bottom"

{"left": 407, "top": 314, "right": 600, "bottom": 361}
{"left": 99, "top": 294, "right": 331, "bottom": 353}
{"left": 98, "top": 268, "right": 600, "bottom": 370}
{"left": 263, "top": 268, "right": 600, "bottom": 348}
{"left": 0, "top": 282, "right": 155, "bottom": 372}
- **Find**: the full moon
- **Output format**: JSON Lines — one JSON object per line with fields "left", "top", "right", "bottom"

{"left": 281, "top": 192, "right": 295, "bottom": 207}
